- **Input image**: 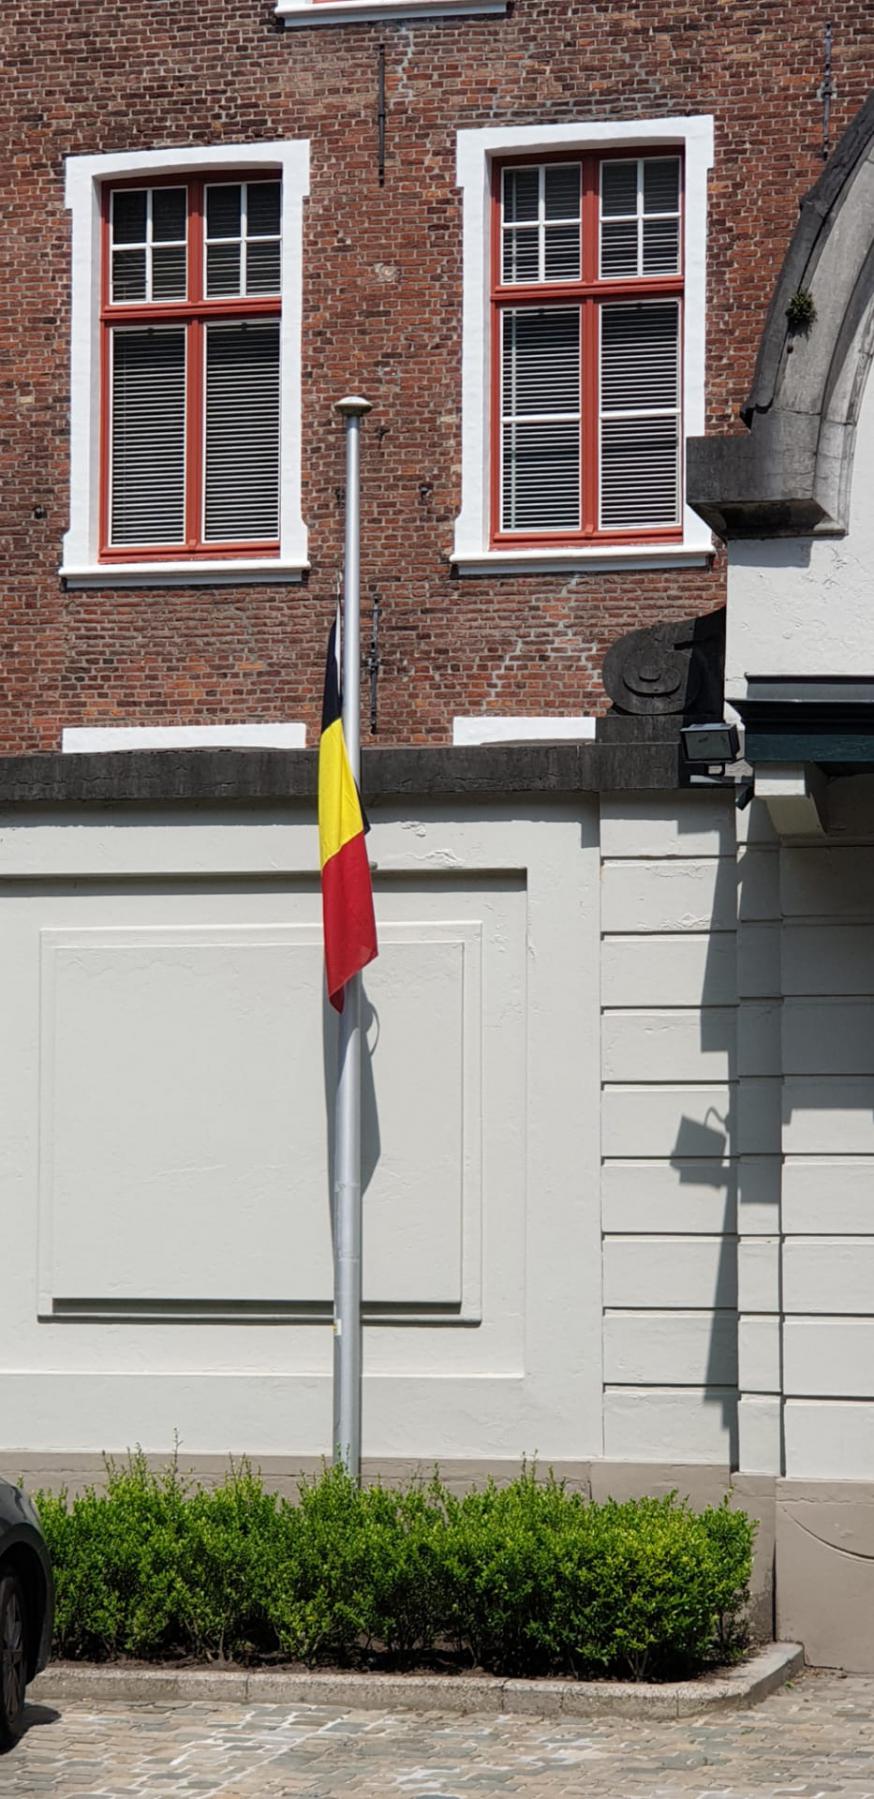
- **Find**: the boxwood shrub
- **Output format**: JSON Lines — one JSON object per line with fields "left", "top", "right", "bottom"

{"left": 36, "top": 1456, "right": 755, "bottom": 1681}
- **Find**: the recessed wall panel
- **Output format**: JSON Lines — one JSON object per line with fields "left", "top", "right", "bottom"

{"left": 40, "top": 923, "right": 481, "bottom": 1311}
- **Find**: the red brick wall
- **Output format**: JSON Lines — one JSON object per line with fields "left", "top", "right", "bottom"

{"left": 2, "top": 0, "right": 872, "bottom": 751}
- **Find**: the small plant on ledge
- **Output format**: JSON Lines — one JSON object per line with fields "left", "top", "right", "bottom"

{"left": 786, "top": 288, "right": 817, "bottom": 335}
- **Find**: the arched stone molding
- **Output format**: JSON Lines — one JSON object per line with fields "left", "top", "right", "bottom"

{"left": 688, "top": 92, "right": 874, "bottom": 537}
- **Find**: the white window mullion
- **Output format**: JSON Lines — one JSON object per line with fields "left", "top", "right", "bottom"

{"left": 145, "top": 187, "right": 153, "bottom": 302}
{"left": 538, "top": 164, "right": 545, "bottom": 283}
{"left": 241, "top": 182, "right": 249, "bottom": 301}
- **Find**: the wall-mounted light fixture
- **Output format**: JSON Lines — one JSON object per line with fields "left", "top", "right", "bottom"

{"left": 680, "top": 721, "right": 740, "bottom": 766}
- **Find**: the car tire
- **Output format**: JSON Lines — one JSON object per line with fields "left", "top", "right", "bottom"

{"left": 0, "top": 1573, "right": 27, "bottom": 1750}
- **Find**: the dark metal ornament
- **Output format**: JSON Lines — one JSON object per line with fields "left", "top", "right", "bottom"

{"left": 602, "top": 609, "right": 725, "bottom": 718}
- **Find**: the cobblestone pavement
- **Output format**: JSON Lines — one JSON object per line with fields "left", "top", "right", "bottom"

{"left": 3, "top": 1668, "right": 874, "bottom": 1797}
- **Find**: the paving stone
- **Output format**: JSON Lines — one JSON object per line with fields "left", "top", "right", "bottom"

{"left": 3, "top": 1670, "right": 874, "bottom": 1796}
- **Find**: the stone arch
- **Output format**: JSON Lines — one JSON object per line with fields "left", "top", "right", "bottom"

{"left": 689, "top": 92, "right": 874, "bottom": 537}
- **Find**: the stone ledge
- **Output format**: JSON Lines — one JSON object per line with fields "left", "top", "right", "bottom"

{"left": 0, "top": 739, "right": 686, "bottom": 807}
{"left": 32, "top": 1643, "right": 803, "bottom": 1719}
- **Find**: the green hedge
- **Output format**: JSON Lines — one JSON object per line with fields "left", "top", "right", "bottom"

{"left": 36, "top": 1456, "right": 755, "bottom": 1681}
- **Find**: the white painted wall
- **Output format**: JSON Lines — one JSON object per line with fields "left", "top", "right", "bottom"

{"left": 602, "top": 779, "right": 874, "bottom": 1482}
{"left": 599, "top": 791, "right": 739, "bottom": 1465}
{"left": 6, "top": 777, "right": 874, "bottom": 1480}
{"left": 725, "top": 347, "right": 874, "bottom": 695}
{"left": 774, "top": 798, "right": 874, "bottom": 1481}
{"left": 0, "top": 796, "right": 601, "bottom": 1463}
{"left": 597, "top": 789, "right": 797, "bottom": 1475}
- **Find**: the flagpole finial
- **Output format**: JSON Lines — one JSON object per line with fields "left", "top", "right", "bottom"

{"left": 335, "top": 395, "right": 373, "bottom": 418}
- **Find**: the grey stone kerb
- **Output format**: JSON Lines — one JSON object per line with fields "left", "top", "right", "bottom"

{"left": 688, "top": 89, "right": 874, "bottom": 538}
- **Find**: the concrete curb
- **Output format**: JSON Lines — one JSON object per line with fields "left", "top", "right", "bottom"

{"left": 31, "top": 1643, "right": 804, "bottom": 1720}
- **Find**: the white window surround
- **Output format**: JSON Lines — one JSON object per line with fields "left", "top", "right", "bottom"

{"left": 452, "top": 114, "right": 715, "bottom": 576}
{"left": 276, "top": 0, "right": 505, "bottom": 26}
{"left": 61, "top": 140, "right": 310, "bottom": 590}
{"left": 452, "top": 715, "right": 596, "bottom": 746}
{"left": 62, "top": 723, "right": 307, "bottom": 752}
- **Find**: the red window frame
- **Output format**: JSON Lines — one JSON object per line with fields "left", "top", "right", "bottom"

{"left": 99, "top": 173, "right": 281, "bottom": 562}
{"left": 489, "top": 148, "right": 685, "bottom": 549}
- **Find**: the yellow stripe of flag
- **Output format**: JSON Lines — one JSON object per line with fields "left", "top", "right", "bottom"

{"left": 318, "top": 716, "right": 366, "bottom": 871}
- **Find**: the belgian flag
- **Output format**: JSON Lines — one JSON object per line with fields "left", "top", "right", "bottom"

{"left": 318, "top": 617, "right": 378, "bottom": 1011}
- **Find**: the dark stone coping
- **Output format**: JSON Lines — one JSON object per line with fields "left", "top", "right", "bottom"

{"left": 0, "top": 739, "right": 684, "bottom": 807}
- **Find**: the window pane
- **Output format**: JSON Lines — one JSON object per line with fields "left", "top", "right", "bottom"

{"left": 204, "top": 322, "right": 280, "bottom": 541}
{"left": 112, "top": 248, "right": 147, "bottom": 301}
{"left": 544, "top": 163, "right": 580, "bottom": 221}
{"left": 502, "top": 307, "right": 580, "bottom": 417}
{"left": 152, "top": 187, "right": 187, "bottom": 242}
{"left": 601, "top": 301, "right": 679, "bottom": 412}
{"left": 501, "top": 306, "right": 580, "bottom": 531}
{"left": 247, "top": 181, "right": 281, "bottom": 237}
{"left": 112, "top": 190, "right": 146, "bottom": 245}
{"left": 206, "top": 242, "right": 242, "bottom": 297}
{"left": 503, "top": 167, "right": 538, "bottom": 224}
{"left": 152, "top": 245, "right": 187, "bottom": 301}
{"left": 206, "top": 184, "right": 241, "bottom": 239}
{"left": 600, "top": 415, "right": 679, "bottom": 526}
{"left": 502, "top": 421, "right": 580, "bottom": 531}
{"left": 601, "top": 160, "right": 637, "bottom": 216}
{"left": 246, "top": 238, "right": 281, "bottom": 295}
{"left": 642, "top": 217, "right": 680, "bottom": 274}
{"left": 600, "top": 300, "right": 680, "bottom": 529}
{"left": 502, "top": 227, "right": 539, "bottom": 283}
{"left": 643, "top": 157, "right": 680, "bottom": 214}
{"left": 600, "top": 218, "right": 639, "bottom": 278}
{"left": 111, "top": 328, "right": 186, "bottom": 546}
{"left": 544, "top": 224, "right": 580, "bottom": 282}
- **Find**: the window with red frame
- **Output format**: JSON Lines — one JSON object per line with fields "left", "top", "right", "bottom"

{"left": 102, "top": 176, "right": 282, "bottom": 559}
{"left": 492, "top": 152, "right": 683, "bottom": 544}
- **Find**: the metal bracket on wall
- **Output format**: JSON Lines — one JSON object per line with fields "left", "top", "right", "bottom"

{"left": 377, "top": 44, "right": 386, "bottom": 185}
{"left": 368, "top": 592, "right": 381, "bottom": 735}
{"left": 817, "top": 21, "right": 836, "bottom": 161}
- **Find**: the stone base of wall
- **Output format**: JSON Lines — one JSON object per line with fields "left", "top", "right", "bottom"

{"left": 776, "top": 1481, "right": 874, "bottom": 1672}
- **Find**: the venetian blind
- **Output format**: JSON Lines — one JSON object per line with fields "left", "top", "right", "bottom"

{"left": 110, "top": 327, "right": 186, "bottom": 546}
{"left": 501, "top": 307, "right": 580, "bottom": 531}
{"left": 599, "top": 300, "right": 680, "bottom": 528}
{"left": 204, "top": 321, "right": 281, "bottom": 542}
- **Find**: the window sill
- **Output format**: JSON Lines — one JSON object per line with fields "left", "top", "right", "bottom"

{"left": 276, "top": 0, "right": 506, "bottom": 22}
{"left": 451, "top": 543, "right": 715, "bottom": 577}
{"left": 60, "top": 559, "right": 309, "bottom": 590}
{"left": 453, "top": 715, "right": 596, "bottom": 745}
{"left": 62, "top": 723, "right": 307, "bottom": 752}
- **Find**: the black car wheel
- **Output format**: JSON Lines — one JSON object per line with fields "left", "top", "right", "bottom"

{"left": 0, "top": 1574, "right": 27, "bottom": 1749}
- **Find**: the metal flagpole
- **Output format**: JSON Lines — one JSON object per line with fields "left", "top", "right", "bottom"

{"left": 332, "top": 394, "right": 372, "bottom": 1478}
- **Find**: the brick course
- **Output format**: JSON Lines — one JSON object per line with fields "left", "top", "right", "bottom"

{"left": 2, "top": 0, "right": 872, "bottom": 750}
